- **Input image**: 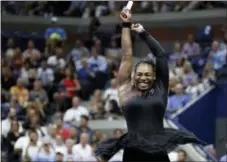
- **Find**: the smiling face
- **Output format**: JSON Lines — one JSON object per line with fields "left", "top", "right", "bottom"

{"left": 134, "top": 63, "right": 155, "bottom": 91}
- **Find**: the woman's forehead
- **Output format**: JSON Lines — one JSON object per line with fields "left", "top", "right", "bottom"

{"left": 136, "top": 64, "right": 153, "bottom": 72}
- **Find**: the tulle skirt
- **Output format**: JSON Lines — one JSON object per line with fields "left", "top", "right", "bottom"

{"left": 95, "top": 128, "right": 205, "bottom": 161}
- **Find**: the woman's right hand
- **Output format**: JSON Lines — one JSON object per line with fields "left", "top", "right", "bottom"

{"left": 120, "top": 7, "right": 131, "bottom": 22}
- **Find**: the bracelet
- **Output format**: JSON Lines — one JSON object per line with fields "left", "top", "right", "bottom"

{"left": 122, "top": 22, "right": 132, "bottom": 28}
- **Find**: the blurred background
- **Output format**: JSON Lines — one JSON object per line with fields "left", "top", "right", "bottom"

{"left": 1, "top": 1, "right": 227, "bottom": 162}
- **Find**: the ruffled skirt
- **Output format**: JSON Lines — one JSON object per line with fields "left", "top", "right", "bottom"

{"left": 95, "top": 128, "right": 205, "bottom": 161}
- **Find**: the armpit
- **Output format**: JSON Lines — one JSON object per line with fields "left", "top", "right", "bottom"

{"left": 118, "top": 82, "right": 135, "bottom": 106}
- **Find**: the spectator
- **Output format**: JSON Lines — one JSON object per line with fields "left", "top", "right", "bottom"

{"left": 2, "top": 66, "right": 16, "bottom": 101}
{"left": 69, "top": 127, "right": 78, "bottom": 141}
{"left": 5, "top": 38, "right": 15, "bottom": 58}
{"left": 168, "top": 77, "right": 180, "bottom": 96}
{"left": 72, "top": 133, "right": 92, "bottom": 159}
{"left": 1, "top": 108, "right": 23, "bottom": 138}
{"left": 202, "top": 61, "right": 216, "bottom": 87}
{"left": 181, "top": 61, "right": 198, "bottom": 86}
{"left": 22, "top": 106, "right": 48, "bottom": 137}
{"left": 208, "top": 40, "right": 227, "bottom": 70}
{"left": 169, "top": 57, "right": 185, "bottom": 80}
{"left": 53, "top": 84, "right": 71, "bottom": 113}
{"left": 33, "top": 137, "right": 55, "bottom": 162}
{"left": 63, "top": 96, "right": 89, "bottom": 123}
{"left": 69, "top": 39, "right": 89, "bottom": 63}
{"left": 88, "top": 46, "right": 108, "bottom": 73}
{"left": 20, "top": 59, "right": 35, "bottom": 85}
{"left": 37, "top": 60, "right": 54, "bottom": 88}
{"left": 15, "top": 129, "right": 42, "bottom": 161}
{"left": 88, "top": 89, "right": 103, "bottom": 113}
{"left": 11, "top": 47, "right": 24, "bottom": 70}
{"left": 185, "top": 78, "right": 205, "bottom": 99}
{"left": 44, "top": 17, "right": 67, "bottom": 40}
{"left": 168, "top": 83, "right": 191, "bottom": 112}
{"left": 29, "top": 80, "right": 49, "bottom": 110}
{"left": 114, "top": 129, "right": 124, "bottom": 138}
{"left": 55, "top": 117, "right": 72, "bottom": 141}
{"left": 169, "top": 42, "right": 187, "bottom": 63}
{"left": 103, "top": 78, "right": 118, "bottom": 100}
{"left": 64, "top": 139, "right": 82, "bottom": 161}
{"left": 105, "top": 38, "right": 122, "bottom": 61}
{"left": 177, "top": 150, "right": 187, "bottom": 162}
{"left": 6, "top": 120, "right": 23, "bottom": 162}
{"left": 77, "top": 115, "right": 93, "bottom": 143}
{"left": 182, "top": 34, "right": 201, "bottom": 56}
{"left": 93, "top": 39, "right": 104, "bottom": 56}
{"left": 61, "top": 68, "right": 81, "bottom": 98}
{"left": 10, "top": 78, "right": 29, "bottom": 107}
{"left": 76, "top": 56, "right": 95, "bottom": 100}
{"left": 47, "top": 47, "right": 66, "bottom": 69}
{"left": 22, "top": 40, "right": 41, "bottom": 61}
{"left": 47, "top": 124, "right": 58, "bottom": 145}
{"left": 103, "top": 78, "right": 119, "bottom": 112}
{"left": 204, "top": 144, "right": 217, "bottom": 159}
{"left": 54, "top": 135, "right": 66, "bottom": 151}
{"left": 92, "top": 130, "right": 103, "bottom": 144}
{"left": 88, "top": 46, "right": 108, "bottom": 89}
{"left": 55, "top": 148, "right": 65, "bottom": 162}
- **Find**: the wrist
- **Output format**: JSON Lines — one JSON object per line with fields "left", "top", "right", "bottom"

{"left": 138, "top": 28, "right": 145, "bottom": 33}
{"left": 122, "top": 22, "right": 132, "bottom": 28}
{"left": 138, "top": 30, "right": 147, "bottom": 37}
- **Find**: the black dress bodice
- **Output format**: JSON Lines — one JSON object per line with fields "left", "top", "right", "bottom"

{"left": 123, "top": 86, "right": 167, "bottom": 136}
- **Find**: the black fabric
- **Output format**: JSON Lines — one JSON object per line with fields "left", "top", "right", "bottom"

{"left": 123, "top": 147, "right": 170, "bottom": 162}
{"left": 95, "top": 31, "right": 205, "bottom": 161}
{"left": 122, "top": 22, "right": 132, "bottom": 28}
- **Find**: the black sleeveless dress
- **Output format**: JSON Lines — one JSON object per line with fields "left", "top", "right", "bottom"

{"left": 95, "top": 31, "right": 205, "bottom": 161}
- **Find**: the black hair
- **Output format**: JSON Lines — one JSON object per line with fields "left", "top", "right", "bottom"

{"left": 134, "top": 59, "right": 156, "bottom": 73}
{"left": 132, "top": 59, "right": 156, "bottom": 91}
{"left": 28, "top": 128, "right": 38, "bottom": 136}
{"left": 81, "top": 115, "right": 89, "bottom": 121}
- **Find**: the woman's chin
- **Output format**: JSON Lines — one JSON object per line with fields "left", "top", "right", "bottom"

{"left": 138, "top": 85, "right": 149, "bottom": 91}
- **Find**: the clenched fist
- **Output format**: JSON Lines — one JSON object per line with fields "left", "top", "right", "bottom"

{"left": 131, "top": 23, "right": 144, "bottom": 33}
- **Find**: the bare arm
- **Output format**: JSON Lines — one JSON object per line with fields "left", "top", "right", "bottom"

{"left": 117, "top": 25, "right": 133, "bottom": 86}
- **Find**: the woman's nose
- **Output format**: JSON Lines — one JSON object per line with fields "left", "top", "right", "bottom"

{"left": 140, "top": 75, "right": 147, "bottom": 80}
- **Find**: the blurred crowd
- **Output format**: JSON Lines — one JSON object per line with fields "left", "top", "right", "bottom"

{"left": 1, "top": 3, "right": 227, "bottom": 162}
{"left": 2, "top": 1, "right": 227, "bottom": 18}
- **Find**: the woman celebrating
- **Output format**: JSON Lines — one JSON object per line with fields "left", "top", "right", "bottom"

{"left": 95, "top": 7, "right": 204, "bottom": 162}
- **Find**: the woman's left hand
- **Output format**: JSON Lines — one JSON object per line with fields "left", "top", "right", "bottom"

{"left": 131, "top": 23, "right": 144, "bottom": 33}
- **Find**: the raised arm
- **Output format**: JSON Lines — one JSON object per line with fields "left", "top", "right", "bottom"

{"left": 117, "top": 8, "right": 133, "bottom": 86}
{"left": 131, "top": 24, "right": 169, "bottom": 91}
